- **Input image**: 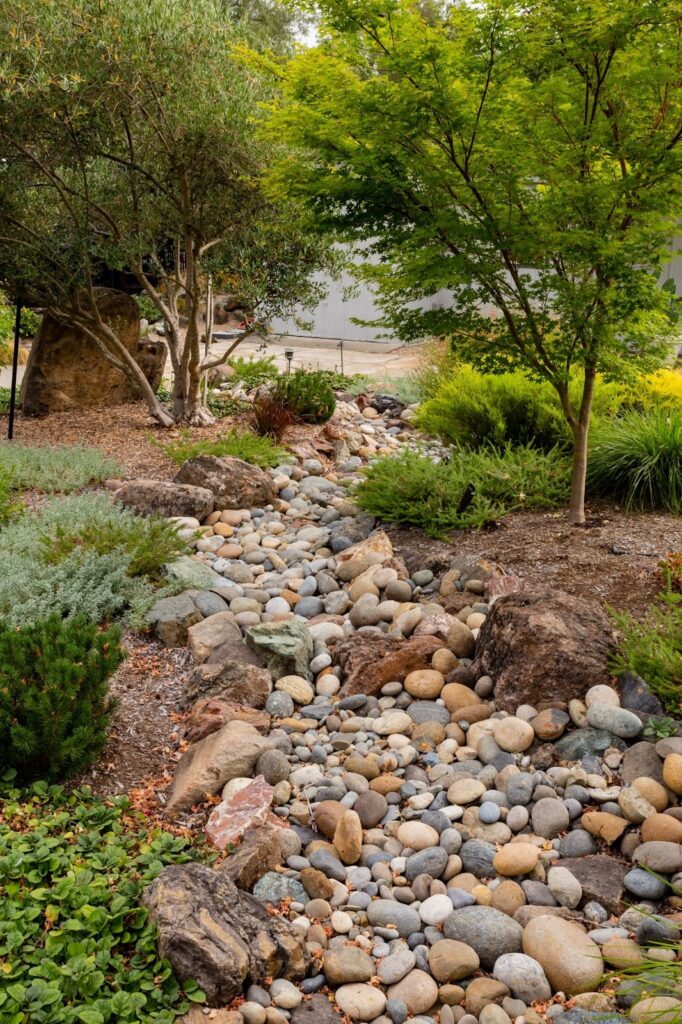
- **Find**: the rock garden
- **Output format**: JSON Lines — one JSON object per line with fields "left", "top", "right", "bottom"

{"left": 2, "top": 362, "right": 679, "bottom": 1024}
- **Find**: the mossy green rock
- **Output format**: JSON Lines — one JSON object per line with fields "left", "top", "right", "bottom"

{"left": 245, "top": 620, "right": 314, "bottom": 680}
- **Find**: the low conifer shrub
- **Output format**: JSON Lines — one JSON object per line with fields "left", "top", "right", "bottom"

{"left": 0, "top": 615, "right": 124, "bottom": 781}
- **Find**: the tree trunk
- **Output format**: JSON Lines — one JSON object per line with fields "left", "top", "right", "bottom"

{"left": 567, "top": 365, "right": 597, "bottom": 526}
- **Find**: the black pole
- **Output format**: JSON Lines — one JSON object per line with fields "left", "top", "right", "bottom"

{"left": 7, "top": 298, "right": 21, "bottom": 440}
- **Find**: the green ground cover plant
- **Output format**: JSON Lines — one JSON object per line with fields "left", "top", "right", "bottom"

{"left": 0, "top": 494, "right": 186, "bottom": 627}
{"left": 356, "top": 445, "right": 571, "bottom": 536}
{"left": 227, "top": 353, "right": 279, "bottom": 388}
{"left": 165, "top": 427, "right": 287, "bottom": 468}
{"left": 610, "top": 584, "right": 682, "bottom": 714}
{"left": 274, "top": 369, "right": 336, "bottom": 423}
{"left": 0, "top": 616, "right": 123, "bottom": 781}
{"left": 0, "top": 444, "right": 119, "bottom": 494}
{"left": 587, "top": 409, "right": 682, "bottom": 513}
{"left": 0, "top": 779, "right": 209, "bottom": 1023}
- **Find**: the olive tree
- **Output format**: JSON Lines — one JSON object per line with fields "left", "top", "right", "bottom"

{"left": 0, "top": 0, "right": 331, "bottom": 425}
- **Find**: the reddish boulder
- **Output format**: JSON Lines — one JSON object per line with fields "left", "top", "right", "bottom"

{"left": 206, "top": 776, "right": 274, "bottom": 851}
{"left": 335, "top": 633, "right": 445, "bottom": 696}
{"left": 184, "top": 698, "right": 271, "bottom": 744}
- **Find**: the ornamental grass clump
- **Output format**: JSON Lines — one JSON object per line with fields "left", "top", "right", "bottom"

{"left": 0, "top": 615, "right": 124, "bottom": 781}
{"left": 587, "top": 409, "right": 682, "bottom": 513}
{"left": 610, "top": 582, "right": 682, "bottom": 715}
{"left": 356, "top": 445, "right": 570, "bottom": 536}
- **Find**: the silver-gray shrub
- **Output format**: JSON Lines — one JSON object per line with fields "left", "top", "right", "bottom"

{"left": 0, "top": 492, "right": 185, "bottom": 626}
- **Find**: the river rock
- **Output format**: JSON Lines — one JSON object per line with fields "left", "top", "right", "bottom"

{"left": 492, "top": 953, "right": 552, "bottom": 1003}
{"left": 335, "top": 984, "right": 387, "bottom": 1021}
{"left": 443, "top": 906, "right": 523, "bottom": 969}
{"left": 387, "top": 970, "right": 438, "bottom": 1015}
{"left": 522, "top": 917, "right": 604, "bottom": 994}
{"left": 323, "top": 947, "right": 374, "bottom": 985}
{"left": 428, "top": 939, "right": 480, "bottom": 982}
{"left": 367, "top": 900, "right": 421, "bottom": 937}
{"left": 334, "top": 810, "right": 363, "bottom": 865}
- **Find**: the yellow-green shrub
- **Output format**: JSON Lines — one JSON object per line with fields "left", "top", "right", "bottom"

{"left": 417, "top": 363, "right": 627, "bottom": 451}
{"left": 639, "top": 367, "right": 682, "bottom": 408}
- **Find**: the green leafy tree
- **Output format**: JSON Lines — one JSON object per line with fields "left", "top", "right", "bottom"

{"left": 0, "top": 0, "right": 332, "bottom": 425}
{"left": 265, "top": 0, "right": 682, "bottom": 522}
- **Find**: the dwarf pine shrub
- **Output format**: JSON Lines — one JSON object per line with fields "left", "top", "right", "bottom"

{"left": 0, "top": 615, "right": 124, "bottom": 780}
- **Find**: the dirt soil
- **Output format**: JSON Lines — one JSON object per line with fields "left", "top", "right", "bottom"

{"left": 388, "top": 504, "right": 682, "bottom": 617}
{"left": 6, "top": 400, "right": 682, "bottom": 804}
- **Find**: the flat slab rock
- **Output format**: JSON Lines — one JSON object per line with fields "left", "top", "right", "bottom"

{"left": 554, "top": 855, "right": 629, "bottom": 915}
{"left": 336, "top": 632, "right": 445, "bottom": 696}
{"left": 475, "top": 587, "right": 616, "bottom": 712}
{"left": 143, "top": 862, "right": 309, "bottom": 1006}
{"left": 206, "top": 776, "right": 274, "bottom": 851}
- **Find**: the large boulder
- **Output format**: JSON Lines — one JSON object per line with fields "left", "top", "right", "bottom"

{"left": 183, "top": 660, "right": 273, "bottom": 710}
{"left": 475, "top": 588, "right": 616, "bottom": 712}
{"left": 165, "top": 720, "right": 274, "bottom": 814}
{"left": 174, "top": 455, "right": 276, "bottom": 510}
{"left": 115, "top": 480, "right": 213, "bottom": 520}
{"left": 336, "top": 633, "right": 445, "bottom": 696}
{"left": 143, "top": 862, "right": 308, "bottom": 1006}
{"left": 21, "top": 289, "right": 166, "bottom": 414}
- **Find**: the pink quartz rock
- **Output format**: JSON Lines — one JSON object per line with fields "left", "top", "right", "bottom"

{"left": 206, "top": 775, "right": 274, "bottom": 851}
